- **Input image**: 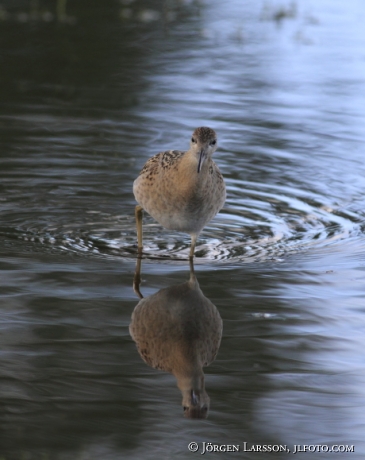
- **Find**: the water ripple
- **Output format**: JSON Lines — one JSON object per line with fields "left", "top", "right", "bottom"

{"left": 2, "top": 179, "right": 362, "bottom": 264}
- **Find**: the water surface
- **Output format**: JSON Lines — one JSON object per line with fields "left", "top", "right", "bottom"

{"left": 0, "top": 0, "right": 365, "bottom": 458}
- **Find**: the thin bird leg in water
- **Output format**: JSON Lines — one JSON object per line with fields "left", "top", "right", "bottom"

{"left": 188, "top": 255, "right": 195, "bottom": 280}
{"left": 133, "top": 252, "right": 143, "bottom": 299}
{"left": 189, "top": 234, "right": 197, "bottom": 258}
{"left": 135, "top": 205, "right": 143, "bottom": 251}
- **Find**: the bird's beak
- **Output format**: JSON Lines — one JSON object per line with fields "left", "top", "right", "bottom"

{"left": 197, "top": 148, "right": 207, "bottom": 173}
{"left": 191, "top": 390, "right": 199, "bottom": 406}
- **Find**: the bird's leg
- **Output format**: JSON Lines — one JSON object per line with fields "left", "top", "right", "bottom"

{"left": 135, "top": 205, "right": 143, "bottom": 252}
{"left": 133, "top": 205, "right": 144, "bottom": 298}
{"left": 189, "top": 234, "right": 197, "bottom": 259}
{"left": 133, "top": 251, "right": 143, "bottom": 299}
{"left": 188, "top": 254, "right": 195, "bottom": 280}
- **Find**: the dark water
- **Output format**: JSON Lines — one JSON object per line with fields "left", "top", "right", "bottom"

{"left": 1, "top": 0, "right": 365, "bottom": 458}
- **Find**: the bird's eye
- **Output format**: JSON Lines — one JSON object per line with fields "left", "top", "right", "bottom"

{"left": 191, "top": 137, "right": 196, "bottom": 143}
{"left": 211, "top": 140, "right": 217, "bottom": 146}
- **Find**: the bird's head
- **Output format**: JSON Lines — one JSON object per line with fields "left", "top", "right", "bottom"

{"left": 190, "top": 127, "right": 218, "bottom": 173}
{"left": 182, "top": 388, "right": 210, "bottom": 419}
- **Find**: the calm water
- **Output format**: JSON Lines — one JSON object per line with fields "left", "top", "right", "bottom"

{"left": 1, "top": 0, "right": 365, "bottom": 458}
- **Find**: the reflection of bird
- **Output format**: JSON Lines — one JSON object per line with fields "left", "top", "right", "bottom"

{"left": 129, "top": 259, "right": 223, "bottom": 418}
{"left": 133, "top": 127, "right": 226, "bottom": 258}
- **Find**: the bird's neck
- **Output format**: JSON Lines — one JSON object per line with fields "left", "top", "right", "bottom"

{"left": 180, "top": 150, "right": 212, "bottom": 181}
{"left": 176, "top": 369, "right": 205, "bottom": 393}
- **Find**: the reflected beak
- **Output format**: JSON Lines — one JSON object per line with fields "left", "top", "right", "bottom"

{"left": 197, "top": 148, "right": 206, "bottom": 173}
{"left": 191, "top": 390, "right": 199, "bottom": 406}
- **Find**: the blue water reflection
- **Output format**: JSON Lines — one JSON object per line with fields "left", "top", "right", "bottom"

{"left": 0, "top": 0, "right": 365, "bottom": 458}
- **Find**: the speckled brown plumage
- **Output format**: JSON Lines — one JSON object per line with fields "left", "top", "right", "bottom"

{"left": 129, "top": 269, "right": 223, "bottom": 418}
